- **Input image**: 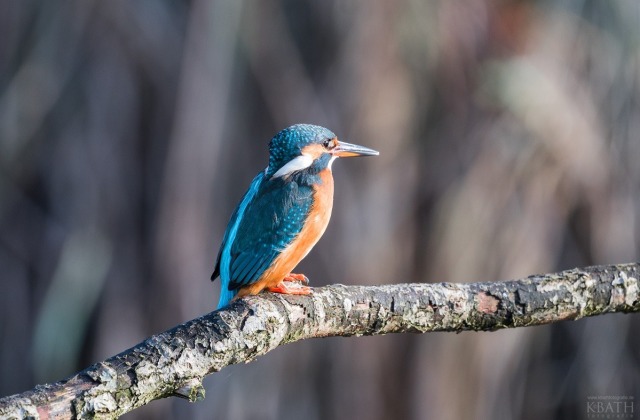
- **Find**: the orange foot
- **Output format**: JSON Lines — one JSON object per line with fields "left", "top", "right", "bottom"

{"left": 266, "top": 279, "right": 312, "bottom": 295}
{"left": 284, "top": 272, "right": 309, "bottom": 285}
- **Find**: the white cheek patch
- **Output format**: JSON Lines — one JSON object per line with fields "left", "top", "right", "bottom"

{"left": 271, "top": 154, "right": 314, "bottom": 179}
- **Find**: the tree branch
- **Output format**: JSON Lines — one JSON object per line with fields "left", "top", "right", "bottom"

{"left": 2, "top": 263, "right": 639, "bottom": 419}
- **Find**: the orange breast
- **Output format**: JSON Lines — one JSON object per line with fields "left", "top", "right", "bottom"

{"left": 236, "top": 169, "right": 334, "bottom": 297}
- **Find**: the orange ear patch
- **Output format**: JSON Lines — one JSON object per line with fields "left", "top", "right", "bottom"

{"left": 301, "top": 143, "right": 327, "bottom": 160}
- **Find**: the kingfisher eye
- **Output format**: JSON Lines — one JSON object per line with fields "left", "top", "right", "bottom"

{"left": 323, "top": 138, "right": 337, "bottom": 149}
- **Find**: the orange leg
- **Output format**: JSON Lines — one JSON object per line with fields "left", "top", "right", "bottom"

{"left": 266, "top": 280, "right": 312, "bottom": 295}
{"left": 284, "top": 272, "right": 309, "bottom": 285}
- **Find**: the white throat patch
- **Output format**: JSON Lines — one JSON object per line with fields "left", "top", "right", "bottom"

{"left": 271, "top": 154, "right": 314, "bottom": 179}
{"left": 327, "top": 155, "right": 338, "bottom": 171}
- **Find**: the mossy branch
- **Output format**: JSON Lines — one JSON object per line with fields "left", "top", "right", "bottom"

{"left": 1, "top": 263, "right": 639, "bottom": 419}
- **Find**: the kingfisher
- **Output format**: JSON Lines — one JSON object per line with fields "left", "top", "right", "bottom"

{"left": 211, "top": 124, "right": 379, "bottom": 308}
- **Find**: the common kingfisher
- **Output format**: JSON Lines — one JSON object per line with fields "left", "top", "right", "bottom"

{"left": 211, "top": 124, "right": 379, "bottom": 308}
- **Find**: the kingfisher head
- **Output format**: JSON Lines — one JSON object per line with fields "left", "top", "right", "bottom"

{"left": 267, "top": 124, "right": 379, "bottom": 179}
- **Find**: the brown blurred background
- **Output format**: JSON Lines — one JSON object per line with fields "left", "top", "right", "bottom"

{"left": 1, "top": 1, "right": 639, "bottom": 419}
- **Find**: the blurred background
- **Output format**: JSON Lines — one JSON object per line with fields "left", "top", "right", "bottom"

{"left": 1, "top": 0, "right": 639, "bottom": 419}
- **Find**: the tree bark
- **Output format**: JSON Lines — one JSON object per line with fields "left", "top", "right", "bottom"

{"left": 1, "top": 263, "right": 639, "bottom": 419}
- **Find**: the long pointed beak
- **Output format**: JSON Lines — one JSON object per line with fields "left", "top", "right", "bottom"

{"left": 332, "top": 141, "right": 379, "bottom": 157}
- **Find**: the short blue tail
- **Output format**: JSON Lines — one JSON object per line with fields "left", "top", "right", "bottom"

{"left": 217, "top": 285, "right": 236, "bottom": 309}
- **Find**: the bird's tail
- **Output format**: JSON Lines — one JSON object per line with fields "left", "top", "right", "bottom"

{"left": 217, "top": 285, "right": 236, "bottom": 309}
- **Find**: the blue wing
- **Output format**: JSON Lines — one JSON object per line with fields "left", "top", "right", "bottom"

{"left": 212, "top": 172, "right": 314, "bottom": 307}
{"left": 228, "top": 178, "right": 314, "bottom": 289}
{"left": 212, "top": 172, "right": 265, "bottom": 307}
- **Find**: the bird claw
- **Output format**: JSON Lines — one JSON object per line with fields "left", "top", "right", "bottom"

{"left": 284, "top": 272, "right": 309, "bottom": 285}
{"left": 266, "top": 280, "right": 312, "bottom": 295}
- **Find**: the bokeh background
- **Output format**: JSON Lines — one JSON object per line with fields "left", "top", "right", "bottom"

{"left": 1, "top": 1, "right": 639, "bottom": 419}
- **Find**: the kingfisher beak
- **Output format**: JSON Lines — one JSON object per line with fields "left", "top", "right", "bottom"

{"left": 332, "top": 141, "right": 379, "bottom": 157}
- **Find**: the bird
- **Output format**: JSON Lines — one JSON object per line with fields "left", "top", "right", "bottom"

{"left": 211, "top": 124, "right": 379, "bottom": 309}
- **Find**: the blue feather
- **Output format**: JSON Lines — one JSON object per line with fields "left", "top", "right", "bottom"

{"left": 231, "top": 252, "right": 274, "bottom": 287}
{"left": 214, "top": 177, "right": 315, "bottom": 308}
{"left": 228, "top": 177, "right": 314, "bottom": 287}
{"left": 215, "top": 171, "right": 265, "bottom": 308}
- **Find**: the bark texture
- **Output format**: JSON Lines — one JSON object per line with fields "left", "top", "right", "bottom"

{"left": 1, "top": 263, "right": 639, "bottom": 419}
